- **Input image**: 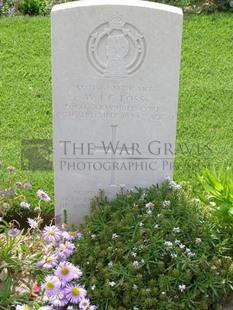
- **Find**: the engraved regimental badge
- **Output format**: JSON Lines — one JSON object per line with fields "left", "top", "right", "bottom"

{"left": 87, "top": 16, "right": 146, "bottom": 78}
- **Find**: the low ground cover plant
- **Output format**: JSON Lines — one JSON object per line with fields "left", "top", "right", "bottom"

{"left": 1, "top": 162, "right": 233, "bottom": 309}
{"left": 72, "top": 179, "right": 233, "bottom": 310}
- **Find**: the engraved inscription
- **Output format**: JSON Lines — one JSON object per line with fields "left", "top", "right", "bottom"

{"left": 54, "top": 83, "right": 176, "bottom": 121}
{"left": 87, "top": 16, "right": 146, "bottom": 78}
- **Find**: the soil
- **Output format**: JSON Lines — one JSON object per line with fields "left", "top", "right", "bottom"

{"left": 221, "top": 291, "right": 233, "bottom": 309}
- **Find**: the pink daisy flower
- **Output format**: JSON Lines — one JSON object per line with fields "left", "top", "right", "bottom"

{"left": 8, "top": 228, "right": 20, "bottom": 237}
{"left": 27, "top": 218, "right": 38, "bottom": 228}
{"left": 16, "top": 305, "right": 31, "bottom": 310}
{"left": 62, "top": 230, "right": 82, "bottom": 241}
{"left": 42, "top": 254, "right": 58, "bottom": 269}
{"left": 20, "top": 201, "right": 30, "bottom": 209}
{"left": 72, "top": 265, "right": 83, "bottom": 280}
{"left": 57, "top": 241, "right": 75, "bottom": 261}
{"left": 64, "top": 284, "right": 86, "bottom": 304}
{"left": 43, "top": 225, "right": 62, "bottom": 243}
{"left": 55, "top": 261, "right": 76, "bottom": 283}
{"left": 23, "top": 182, "right": 32, "bottom": 189}
{"left": 43, "top": 275, "right": 61, "bottom": 296}
{"left": 79, "top": 298, "right": 90, "bottom": 309}
{"left": 48, "top": 290, "right": 68, "bottom": 307}
{"left": 37, "top": 189, "right": 51, "bottom": 202}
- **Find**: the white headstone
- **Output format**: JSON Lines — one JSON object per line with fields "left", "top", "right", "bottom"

{"left": 52, "top": 0, "right": 183, "bottom": 225}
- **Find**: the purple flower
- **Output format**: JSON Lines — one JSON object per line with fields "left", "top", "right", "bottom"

{"left": 8, "top": 6, "right": 16, "bottom": 14}
{"left": 42, "top": 254, "right": 58, "bottom": 269}
{"left": 44, "top": 244, "right": 54, "bottom": 254}
{"left": 62, "top": 230, "right": 82, "bottom": 241}
{"left": 61, "top": 223, "right": 70, "bottom": 231}
{"left": 72, "top": 265, "right": 83, "bottom": 280}
{"left": 57, "top": 241, "right": 75, "bottom": 261}
{"left": 43, "top": 225, "right": 62, "bottom": 243}
{"left": 79, "top": 299, "right": 97, "bottom": 310}
{"left": 64, "top": 284, "right": 87, "bottom": 304}
{"left": 27, "top": 218, "right": 38, "bottom": 228}
{"left": 36, "top": 260, "right": 44, "bottom": 268}
{"left": 55, "top": 261, "right": 76, "bottom": 283}
{"left": 48, "top": 291, "right": 68, "bottom": 307}
{"left": 23, "top": 183, "right": 32, "bottom": 189}
{"left": 79, "top": 298, "right": 90, "bottom": 309}
{"left": 43, "top": 275, "right": 61, "bottom": 296}
{"left": 20, "top": 201, "right": 30, "bottom": 209}
{"left": 37, "top": 189, "right": 50, "bottom": 202}
{"left": 16, "top": 305, "right": 31, "bottom": 310}
{"left": 76, "top": 231, "right": 83, "bottom": 240}
{"left": 8, "top": 228, "right": 20, "bottom": 237}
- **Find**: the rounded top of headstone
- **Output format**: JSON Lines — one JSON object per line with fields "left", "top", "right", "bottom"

{"left": 52, "top": 0, "right": 183, "bottom": 16}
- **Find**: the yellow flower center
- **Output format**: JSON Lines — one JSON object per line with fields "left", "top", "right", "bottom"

{"left": 61, "top": 267, "right": 69, "bottom": 275}
{"left": 46, "top": 281, "right": 54, "bottom": 290}
{"left": 23, "top": 307, "right": 30, "bottom": 310}
{"left": 46, "top": 256, "right": 52, "bottom": 262}
{"left": 71, "top": 287, "right": 80, "bottom": 296}
{"left": 49, "top": 229, "right": 55, "bottom": 235}
{"left": 69, "top": 231, "right": 76, "bottom": 236}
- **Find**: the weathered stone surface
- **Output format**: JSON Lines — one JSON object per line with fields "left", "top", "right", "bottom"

{"left": 52, "top": 0, "right": 183, "bottom": 224}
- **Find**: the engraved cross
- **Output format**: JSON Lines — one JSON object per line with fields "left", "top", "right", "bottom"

{"left": 94, "top": 125, "right": 133, "bottom": 186}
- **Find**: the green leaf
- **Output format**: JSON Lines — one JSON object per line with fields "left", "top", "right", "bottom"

{"left": 197, "top": 193, "right": 210, "bottom": 205}
{"left": 228, "top": 208, "right": 233, "bottom": 215}
{"left": 203, "top": 169, "right": 224, "bottom": 191}
{"left": 0, "top": 267, "right": 8, "bottom": 282}
{"left": 20, "top": 244, "right": 29, "bottom": 253}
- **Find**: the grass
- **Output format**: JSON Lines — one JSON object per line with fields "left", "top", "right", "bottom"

{"left": 0, "top": 14, "right": 233, "bottom": 215}
{"left": 0, "top": 17, "right": 53, "bottom": 215}
{"left": 176, "top": 13, "right": 233, "bottom": 186}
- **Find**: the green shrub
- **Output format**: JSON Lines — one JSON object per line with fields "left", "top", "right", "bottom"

{"left": 72, "top": 180, "right": 233, "bottom": 310}
{"left": 198, "top": 167, "right": 233, "bottom": 226}
{"left": 18, "top": 0, "right": 45, "bottom": 16}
